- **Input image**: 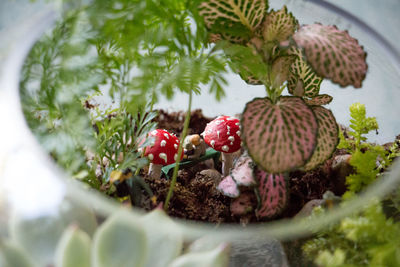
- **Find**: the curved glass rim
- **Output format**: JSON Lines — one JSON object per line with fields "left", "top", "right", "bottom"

{"left": 2, "top": 0, "right": 400, "bottom": 242}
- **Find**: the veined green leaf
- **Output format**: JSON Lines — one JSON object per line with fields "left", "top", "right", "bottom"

{"left": 288, "top": 48, "right": 323, "bottom": 98}
{"left": 303, "top": 106, "right": 339, "bottom": 171}
{"left": 199, "top": 0, "right": 268, "bottom": 43}
{"left": 293, "top": 24, "right": 368, "bottom": 88}
{"left": 242, "top": 96, "right": 318, "bottom": 173}
{"left": 304, "top": 94, "right": 333, "bottom": 106}
{"left": 261, "top": 6, "right": 298, "bottom": 42}
{"left": 254, "top": 171, "right": 288, "bottom": 219}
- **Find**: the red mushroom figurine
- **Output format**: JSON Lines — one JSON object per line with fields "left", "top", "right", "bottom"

{"left": 201, "top": 115, "right": 241, "bottom": 176}
{"left": 143, "top": 129, "right": 183, "bottom": 179}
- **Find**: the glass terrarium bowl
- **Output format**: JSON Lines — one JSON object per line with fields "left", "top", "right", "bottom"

{"left": 1, "top": 0, "right": 400, "bottom": 266}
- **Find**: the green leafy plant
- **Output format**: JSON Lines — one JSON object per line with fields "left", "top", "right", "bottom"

{"left": 303, "top": 200, "right": 400, "bottom": 267}
{"left": 301, "top": 103, "right": 400, "bottom": 266}
{"left": 337, "top": 103, "right": 385, "bottom": 199}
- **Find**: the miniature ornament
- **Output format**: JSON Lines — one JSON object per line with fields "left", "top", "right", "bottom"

{"left": 143, "top": 129, "right": 183, "bottom": 179}
{"left": 201, "top": 115, "right": 241, "bottom": 176}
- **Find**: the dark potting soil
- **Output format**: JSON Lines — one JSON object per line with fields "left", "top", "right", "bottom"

{"left": 136, "top": 109, "right": 349, "bottom": 223}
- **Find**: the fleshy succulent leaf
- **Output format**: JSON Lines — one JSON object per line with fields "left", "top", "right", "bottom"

{"left": 139, "top": 210, "right": 183, "bottom": 267}
{"left": 293, "top": 24, "right": 368, "bottom": 88}
{"left": 303, "top": 106, "right": 339, "bottom": 171}
{"left": 242, "top": 96, "right": 318, "bottom": 173}
{"left": 55, "top": 225, "right": 91, "bottom": 267}
{"left": 92, "top": 211, "right": 147, "bottom": 267}
{"left": 261, "top": 6, "right": 299, "bottom": 42}
{"left": 199, "top": 0, "right": 267, "bottom": 43}
{"left": 254, "top": 170, "right": 288, "bottom": 219}
{"left": 230, "top": 154, "right": 256, "bottom": 187}
{"left": 288, "top": 48, "right": 323, "bottom": 97}
{"left": 304, "top": 94, "right": 333, "bottom": 106}
{"left": 217, "top": 175, "right": 240, "bottom": 198}
{"left": 271, "top": 55, "right": 296, "bottom": 88}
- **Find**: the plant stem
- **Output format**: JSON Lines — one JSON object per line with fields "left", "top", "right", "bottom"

{"left": 164, "top": 90, "right": 192, "bottom": 211}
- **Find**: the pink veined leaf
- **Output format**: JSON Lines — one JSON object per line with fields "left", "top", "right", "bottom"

{"left": 293, "top": 24, "right": 368, "bottom": 88}
{"left": 254, "top": 170, "right": 288, "bottom": 219}
{"left": 217, "top": 175, "right": 240, "bottom": 198}
{"left": 304, "top": 94, "right": 333, "bottom": 106}
{"left": 261, "top": 5, "right": 299, "bottom": 42}
{"left": 242, "top": 96, "right": 318, "bottom": 173}
{"left": 230, "top": 154, "right": 257, "bottom": 187}
{"left": 303, "top": 106, "right": 339, "bottom": 171}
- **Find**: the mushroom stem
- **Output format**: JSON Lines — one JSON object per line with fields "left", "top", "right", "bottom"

{"left": 221, "top": 153, "right": 235, "bottom": 177}
{"left": 148, "top": 163, "right": 162, "bottom": 179}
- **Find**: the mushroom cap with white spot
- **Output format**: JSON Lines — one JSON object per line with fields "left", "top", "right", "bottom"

{"left": 202, "top": 115, "right": 241, "bottom": 153}
{"left": 143, "top": 129, "right": 183, "bottom": 165}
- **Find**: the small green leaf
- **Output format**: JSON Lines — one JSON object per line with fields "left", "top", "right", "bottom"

{"left": 199, "top": 0, "right": 267, "bottom": 43}
{"left": 0, "top": 241, "right": 34, "bottom": 267}
{"left": 261, "top": 6, "right": 299, "bottom": 42}
{"left": 304, "top": 94, "right": 333, "bottom": 106}
{"left": 303, "top": 106, "right": 339, "bottom": 171}
{"left": 92, "top": 211, "right": 147, "bottom": 267}
{"left": 288, "top": 48, "right": 323, "bottom": 98}
{"left": 55, "top": 225, "right": 91, "bottom": 267}
{"left": 293, "top": 24, "right": 368, "bottom": 88}
{"left": 242, "top": 96, "right": 318, "bottom": 173}
{"left": 255, "top": 171, "right": 288, "bottom": 219}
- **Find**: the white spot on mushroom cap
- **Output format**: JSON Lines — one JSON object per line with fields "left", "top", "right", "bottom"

{"left": 174, "top": 143, "right": 178, "bottom": 149}
{"left": 217, "top": 130, "right": 220, "bottom": 139}
{"left": 227, "top": 125, "right": 230, "bottom": 134}
{"left": 222, "top": 145, "right": 229, "bottom": 152}
{"left": 148, "top": 154, "right": 154, "bottom": 160}
{"left": 151, "top": 130, "right": 158, "bottom": 135}
{"left": 159, "top": 153, "right": 168, "bottom": 163}
{"left": 210, "top": 140, "right": 215, "bottom": 148}
{"left": 163, "top": 133, "right": 170, "bottom": 139}
{"left": 228, "top": 136, "right": 235, "bottom": 142}
{"left": 235, "top": 122, "right": 240, "bottom": 126}
{"left": 160, "top": 140, "right": 167, "bottom": 147}
{"left": 226, "top": 117, "right": 236, "bottom": 120}
{"left": 215, "top": 120, "right": 223, "bottom": 125}
{"left": 236, "top": 130, "right": 240, "bottom": 136}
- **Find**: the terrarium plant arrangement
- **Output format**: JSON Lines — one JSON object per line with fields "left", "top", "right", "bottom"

{"left": 7, "top": 0, "right": 400, "bottom": 266}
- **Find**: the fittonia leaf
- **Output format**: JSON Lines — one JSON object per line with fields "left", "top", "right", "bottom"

{"left": 304, "top": 94, "right": 333, "bottom": 106}
{"left": 303, "top": 106, "right": 339, "bottom": 171}
{"left": 199, "top": 0, "right": 268, "bottom": 43}
{"left": 293, "top": 24, "right": 368, "bottom": 88}
{"left": 254, "top": 170, "right": 287, "bottom": 219}
{"left": 261, "top": 6, "right": 298, "bottom": 42}
{"left": 287, "top": 48, "right": 323, "bottom": 98}
{"left": 242, "top": 96, "right": 318, "bottom": 173}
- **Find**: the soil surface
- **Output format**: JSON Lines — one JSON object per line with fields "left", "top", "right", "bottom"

{"left": 124, "top": 109, "right": 350, "bottom": 223}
